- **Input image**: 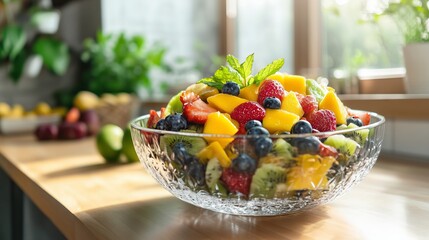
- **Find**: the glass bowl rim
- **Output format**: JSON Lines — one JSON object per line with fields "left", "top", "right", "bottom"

{"left": 130, "top": 110, "right": 385, "bottom": 139}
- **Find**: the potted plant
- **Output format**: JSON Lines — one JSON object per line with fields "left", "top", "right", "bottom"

{"left": 76, "top": 32, "right": 169, "bottom": 126}
{"left": 0, "top": 0, "right": 70, "bottom": 83}
{"left": 80, "top": 31, "right": 168, "bottom": 96}
{"left": 370, "top": 0, "right": 429, "bottom": 93}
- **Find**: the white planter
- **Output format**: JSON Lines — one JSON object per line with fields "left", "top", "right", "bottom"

{"left": 403, "top": 43, "right": 429, "bottom": 94}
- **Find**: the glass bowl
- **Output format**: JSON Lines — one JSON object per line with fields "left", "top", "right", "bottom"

{"left": 130, "top": 111, "right": 385, "bottom": 216}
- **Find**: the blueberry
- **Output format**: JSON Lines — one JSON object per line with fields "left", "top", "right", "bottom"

{"left": 263, "top": 97, "right": 281, "bottom": 109}
{"left": 222, "top": 81, "right": 240, "bottom": 96}
{"left": 155, "top": 119, "right": 167, "bottom": 130}
{"left": 245, "top": 120, "right": 262, "bottom": 131}
{"left": 232, "top": 153, "right": 257, "bottom": 174}
{"left": 254, "top": 137, "right": 273, "bottom": 157}
{"left": 292, "top": 137, "right": 320, "bottom": 155}
{"left": 165, "top": 113, "right": 188, "bottom": 131}
{"left": 246, "top": 126, "right": 269, "bottom": 136}
{"left": 346, "top": 117, "right": 363, "bottom": 127}
{"left": 172, "top": 143, "right": 191, "bottom": 166}
{"left": 186, "top": 161, "right": 206, "bottom": 186}
{"left": 291, "top": 120, "right": 312, "bottom": 134}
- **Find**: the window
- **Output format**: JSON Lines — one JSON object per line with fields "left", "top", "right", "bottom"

{"left": 322, "top": 0, "right": 404, "bottom": 93}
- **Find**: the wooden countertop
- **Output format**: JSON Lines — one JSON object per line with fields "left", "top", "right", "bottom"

{"left": 1, "top": 135, "right": 428, "bottom": 240}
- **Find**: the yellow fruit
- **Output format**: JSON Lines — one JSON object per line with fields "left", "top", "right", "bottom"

{"left": 281, "top": 92, "right": 304, "bottom": 117}
{"left": 197, "top": 141, "right": 231, "bottom": 168}
{"left": 8, "top": 104, "right": 25, "bottom": 118}
{"left": 207, "top": 94, "right": 248, "bottom": 114}
{"left": 74, "top": 91, "right": 99, "bottom": 110}
{"left": 203, "top": 112, "right": 238, "bottom": 148}
{"left": 0, "top": 102, "right": 11, "bottom": 117}
{"left": 223, "top": 113, "right": 240, "bottom": 129}
{"left": 319, "top": 91, "right": 347, "bottom": 124}
{"left": 100, "top": 93, "right": 117, "bottom": 105}
{"left": 238, "top": 84, "right": 259, "bottom": 101}
{"left": 34, "top": 102, "right": 52, "bottom": 115}
{"left": 262, "top": 109, "right": 300, "bottom": 133}
{"left": 186, "top": 83, "right": 219, "bottom": 101}
{"left": 116, "top": 93, "right": 132, "bottom": 104}
{"left": 51, "top": 107, "right": 67, "bottom": 117}
{"left": 266, "top": 72, "right": 285, "bottom": 83}
{"left": 286, "top": 155, "right": 335, "bottom": 191}
{"left": 282, "top": 75, "right": 306, "bottom": 94}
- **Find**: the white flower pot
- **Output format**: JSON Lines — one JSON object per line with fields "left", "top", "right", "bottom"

{"left": 403, "top": 43, "right": 429, "bottom": 94}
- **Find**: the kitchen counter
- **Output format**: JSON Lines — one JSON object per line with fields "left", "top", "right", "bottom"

{"left": 0, "top": 135, "right": 428, "bottom": 240}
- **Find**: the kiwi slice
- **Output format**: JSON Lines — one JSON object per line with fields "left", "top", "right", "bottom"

{"left": 187, "top": 124, "right": 204, "bottom": 133}
{"left": 205, "top": 158, "right": 223, "bottom": 190}
{"left": 250, "top": 164, "right": 286, "bottom": 198}
{"left": 306, "top": 79, "right": 328, "bottom": 103}
{"left": 159, "top": 133, "right": 207, "bottom": 156}
{"left": 164, "top": 91, "right": 183, "bottom": 116}
{"left": 346, "top": 123, "right": 369, "bottom": 145}
{"left": 324, "top": 134, "right": 360, "bottom": 156}
{"left": 271, "top": 139, "right": 294, "bottom": 161}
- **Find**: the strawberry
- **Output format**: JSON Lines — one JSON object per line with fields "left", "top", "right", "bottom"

{"left": 147, "top": 110, "right": 161, "bottom": 128}
{"left": 257, "top": 80, "right": 285, "bottom": 105}
{"left": 146, "top": 108, "right": 167, "bottom": 128}
{"left": 307, "top": 109, "right": 336, "bottom": 132}
{"left": 183, "top": 99, "right": 217, "bottom": 124}
{"left": 230, "top": 102, "right": 265, "bottom": 126}
{"left": 221, "top": 168, "right": 252, "bottom": 196}
{"left": 299, "top": 94, "right": 318, "bottom": 116}
{"left": 319, "top": 142, "right": 338, "bottom": 158}
{"left": 347, "top": 109, "right": 371, "bottom": 126}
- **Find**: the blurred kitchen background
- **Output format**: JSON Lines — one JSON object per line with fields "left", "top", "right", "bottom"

{"left": 1, "top": 0, "right": 428, "bottom": 158}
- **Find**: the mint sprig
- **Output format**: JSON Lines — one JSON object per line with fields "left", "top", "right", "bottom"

{"left": 198, "top": 53, "right": 284, "bottom": 90}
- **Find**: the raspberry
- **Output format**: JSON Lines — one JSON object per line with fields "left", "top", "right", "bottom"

{"left": 307, "top": 109, "right": 336, "bottom": 132}
{"left": 299, "top": 95, "right": 318, "bottom": 116}
{"left": 221, "top": 168, "right": 252, "bottom": 196}
{"left": 230, "top": 102, "right": 265, "bottom": 124}
{"left": 257, "top": 80, "right": 285, "bottom": 105}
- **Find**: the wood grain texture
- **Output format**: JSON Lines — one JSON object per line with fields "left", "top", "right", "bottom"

{"left": 1, "top": 135, "right": 428, "bottom": 240}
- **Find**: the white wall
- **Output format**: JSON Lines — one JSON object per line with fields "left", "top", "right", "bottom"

{"left": 382, "top": 119, "right": 429, "bottom": 159}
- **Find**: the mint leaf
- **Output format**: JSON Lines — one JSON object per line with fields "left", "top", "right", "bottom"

{"left": 213, "top": 66, "right": 241, "bottom": 85}
{"left": 241, "top": 53, "right": 254, "bottom": 79}
{"left": 254, "top": 58, "right": 284, "bottom": 84}
{"left": 198, "top": 78, "right": 224, "bottom": 90}
{"left": 226, "top": 54, "right": 243, "bottom": 76}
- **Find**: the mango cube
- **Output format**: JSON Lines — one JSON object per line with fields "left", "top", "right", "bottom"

{"left": 319, "top": 91, "right": 347, "bottom": 124}
{"left": 262, "top": 109, "right": 300, "bottom": 133}
{"left": 197, "top": 141, "right": 231, "bottom": 167}
{"left": 281, "top": 92, "right": 304, "bottom": 117}
{"left": 238, "top": 84, "right": 259, "bottom": 102}
{"left": 282, "top": 75, "right": 306, "bottom": 94}
{"left": 286, "top": 155, "right": 335, "bottom": 191}
{"left": 203, "top": 112, "right": 238, "bottom": 148}
{"left": 266, "top": 72, "right": 285, "bottom": 83}
{"left": 207, "top": 94, "right": 248, "bottom": 114}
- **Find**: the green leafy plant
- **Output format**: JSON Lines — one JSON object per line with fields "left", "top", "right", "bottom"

{"left": 80, "top": 32, "right": 167, "bottom": 95}
{"left": 0, "top": 0, "right": 70, "bottom": 83}
{"left": 198, "top": 54, "right": 284, "bottom": 90}
{"left": 370, "top": 0, "right": 429, "bottom": 44}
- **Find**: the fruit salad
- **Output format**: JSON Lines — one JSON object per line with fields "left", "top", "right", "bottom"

{"left": 141, "top": 54, "right": 373, "bottom": 199}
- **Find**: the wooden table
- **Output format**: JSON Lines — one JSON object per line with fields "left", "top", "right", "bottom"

{"left": 0, "top": 135, "right": 428, "bottom": 240}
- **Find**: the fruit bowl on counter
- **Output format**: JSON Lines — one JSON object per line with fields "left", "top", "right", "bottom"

{"left": 130, "top": 54, "right": 385, "bottom": 216}
{"left": 131, "top": 112, "right": 384, "bottom": 216}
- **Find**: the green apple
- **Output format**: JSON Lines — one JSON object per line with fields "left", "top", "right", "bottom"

{"left": 122, "top": 127, "right": 139, "bottom": 163}
{"left": 96, "top": 124, "right": 123, "bottom": 162}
